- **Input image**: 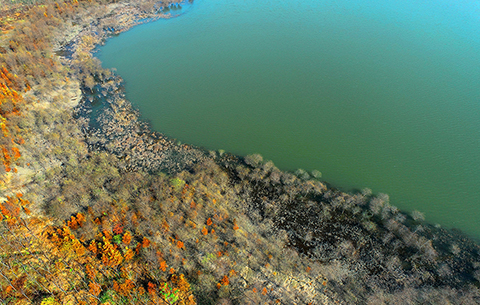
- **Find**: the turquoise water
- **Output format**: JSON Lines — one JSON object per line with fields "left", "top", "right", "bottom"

{"left": 98, "top": 0, "right": 480, "bottom": 239}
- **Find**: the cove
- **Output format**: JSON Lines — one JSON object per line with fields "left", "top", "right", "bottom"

{"left": 98, "top": 0, "right": 480, "bottom": 239}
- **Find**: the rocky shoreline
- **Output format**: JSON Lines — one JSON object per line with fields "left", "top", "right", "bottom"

{"left": 80, "top": 80, "right": 208, "bottom": 173}
{"left": 53, "top": 0, "right": 210, "bottom": 173}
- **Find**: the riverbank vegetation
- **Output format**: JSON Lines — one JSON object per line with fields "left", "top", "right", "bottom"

{"left": 1, "top": 0, "right": 480, "bottom": 304}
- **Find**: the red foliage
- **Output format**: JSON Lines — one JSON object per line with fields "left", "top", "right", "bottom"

{"left": 113, "top": 223, "right": 124, "bottom": 235}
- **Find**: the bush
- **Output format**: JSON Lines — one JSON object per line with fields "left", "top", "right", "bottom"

{"left": 244, "top": 154, "right": 263, "bottom": 167}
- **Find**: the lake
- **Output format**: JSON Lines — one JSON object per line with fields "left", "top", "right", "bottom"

{"left": 98, "top": 0, "right": 480, "bottom": 239}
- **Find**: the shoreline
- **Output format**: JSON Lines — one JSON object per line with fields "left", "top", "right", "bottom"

{"left": 69, "top": 0, "right": 480, "bottom": 274}
{"left": 62, "top": 0, "right": 209, "bottom": 174}
{"left": 77, "top": 1, "right": 480, "bottom": 242}
{"left": 2, "top": 0, "right": 480, "bottom": 303}
{"left": 66, "top": 0, "right": 480, "bottom": 243}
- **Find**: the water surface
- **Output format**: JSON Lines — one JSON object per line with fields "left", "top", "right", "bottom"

{"left": 98, "top": 0, "right": 480, "bottom": 238}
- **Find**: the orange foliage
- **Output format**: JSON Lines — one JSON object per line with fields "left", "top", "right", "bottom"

{"left": 206, "top": 218, "right": 213, "bottom": 226}
{"left": 38, "top": 204, "right": 195, "bottom": 302}
{"left": 103, "top": 230, "right": 112, "bottom": 241}
{"left": 86, "top": 264, "right": 97, "bottom": 280}
{"left": 170, "top": 274, "right": 191, "bottom": 296}
{"left": 142, "top": 237, "right": 151, "bottom": 248}
{"left": 0, "top": 65, "right": 27, "bottom": 176}
{"left": 147, "top": 282, "right": 156, "bottom": 294}
{"left": 122, "top": 231, "right": 132, "bottom": 245}
{"left": 262, "top": 287, "right": 268, "bottom": 295}
{"left": 221, "top": 275, "right": 229, "bottom": 286}
{"left": 101, "top": 239, "right": 123, "bottom": 267}
{"left": 135, "top": 242, "right": 142, "bottom": 254}
{"left": 0, "top": 6, "right": 202, "bottom": 300}
{"left": 124, "top": 248, "right": 134, "bottom": 261}
{"left": 88, "top": 281, "right": 102, "bottom": 296}
{"left": 201, "top": 227, "right": 208, "bottom": 235}
{"left": 88, "top": 240, "right": 98, "bottom": 254}
{"left": 72, "top": 238, "right": 86, "bottom": 256}
{"left": 5, "top": 285, "right": 13, "bottom": 294}
{"left": 67, "top": 213, "right": 85, "bottom": 229}
{"left": 11, "top": 147, "right": 21, "bottom": 159}
{"left": 117, "top": 279, "right": 134, "bottom": 296}
{"left": 160, "top": 260, "right": 167, "bottom": 272}
{"left": 162, "top": 220, "right": 170, "bottom": 232}
{"left": 0, "top": 195, "right": 22, "bottom": 226}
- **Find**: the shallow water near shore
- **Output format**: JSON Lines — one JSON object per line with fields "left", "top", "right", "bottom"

{"left": 98, "top": 0, "right": 480, "bottom": 239}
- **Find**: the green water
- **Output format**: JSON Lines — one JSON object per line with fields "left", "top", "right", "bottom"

{"left": 98, "top": 0, "right": 480, "bottom": 239}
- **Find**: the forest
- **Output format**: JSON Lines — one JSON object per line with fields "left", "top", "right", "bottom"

{"left": 1, "top": 0, "right": 480, "bottom": 304}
